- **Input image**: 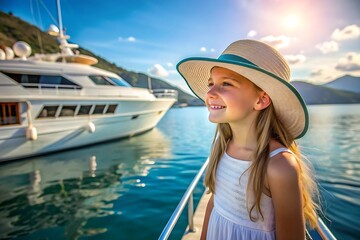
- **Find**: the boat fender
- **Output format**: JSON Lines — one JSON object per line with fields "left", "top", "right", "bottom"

{"left": 87, "top": 122, "right": 96, "bottom": 133}
{"left": 26, "top": 126, "right": 38, "bottom": 140}
{"left": 90, "top": 156, "right": 97, "bottom": 170}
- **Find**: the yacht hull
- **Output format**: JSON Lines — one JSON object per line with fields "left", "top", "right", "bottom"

{"left": 0, "top": 98, "right": 175, "bottom": 162}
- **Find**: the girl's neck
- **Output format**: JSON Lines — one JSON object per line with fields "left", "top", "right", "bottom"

{"left": 229, "top": 120, "right": 258, "bottom": 151}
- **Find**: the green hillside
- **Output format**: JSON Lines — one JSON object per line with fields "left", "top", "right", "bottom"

{"left": 0, "top": 11, "right": 203, "bottom": 106}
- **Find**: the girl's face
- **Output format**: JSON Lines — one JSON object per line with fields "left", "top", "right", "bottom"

{"left": 205, "top": 67, "right": 261, "bottom": 124}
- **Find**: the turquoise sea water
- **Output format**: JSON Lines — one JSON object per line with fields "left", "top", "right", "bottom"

{"left": 0, "top": 104, "right": 359, "bottom": 239}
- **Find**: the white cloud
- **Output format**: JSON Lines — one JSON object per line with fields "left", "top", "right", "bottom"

{"left": 247, "top": 30, "right": 257, "bottom": 38}
{"left": 284, "top": 54, "right": 306, "bottom": 65}
{"left": 167, "top": 62, "right": 173, "bottom": 67}
{"left": 127, "top": 36, "right": 136, "bottom": 42}
{"left": 118, "top": 36, "right": 137, "bottom": 42}
{"left": 199, "top": 47, "right": 215, "bottom": 53}
{"left": 308, "top": 65, "right": 339, "bottom": 84}
{"left": 168, "top": 69, "right": 178, "bottom": 75}
{"left": 335, "top": 52, "right": 360, "bottom": 71}
{"left": 148, "top": 64, "right": 169, "bottom": 77}
{"left": 331, "top": 24, "right": 360, "bottom": 41}
{"left": 260, "top": 35, "right": 291, "bottom": 49}
{"left": 310, "top": 67, "right": 325, "bottom": 76}
{"left": 315, "top": 41, "right": 339, "bottom": 54}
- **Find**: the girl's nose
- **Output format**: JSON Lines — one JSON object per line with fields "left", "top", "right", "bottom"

{"left": 206, "top": 85, "right": 219, "bottom": 99}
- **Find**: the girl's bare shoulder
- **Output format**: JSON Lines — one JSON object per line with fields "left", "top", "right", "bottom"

{"left": 267, "top": 141, "right": 300, "bottom": 181}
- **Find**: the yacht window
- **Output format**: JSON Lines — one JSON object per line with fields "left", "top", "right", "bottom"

{"left": 93, "top": 105, "right": 106, "bottom": 114}
{"left": 89, "top": 76, "right": 113, "bottom": 85}
{"left": 59, "top": 105, "right": 77, "bottom": 117}
{"left": 4, "top": 73, "right": 39, "bottom": 88}
{"left": 20, "top": 74, "right": 39, "bottom": 84}
{"left": 0, "top": 102, "right": 20, "bottom": 126}
{"left": 38, "top": 75, "right": 79, "bottom": 89}
{"left": 37, "top": 106, "right": 59, "bottom": 118}
{"left": 39, "top": 75, "right": 62, "bottom": 85}
{"left": 78, "top": 105, "right": 92, "bottom": 115}
{"left": 106, "top": 104, "right": 117, "bottom": 114}
{"left": 1, "top": 72, "right": 80, "bottom": 89}
{"left": 108, "top": 77, "right": 131, "bottom": 87}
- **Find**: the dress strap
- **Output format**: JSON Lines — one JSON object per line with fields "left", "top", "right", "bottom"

{"left": 269, "top": 148, "right": 293, "bottom": 158}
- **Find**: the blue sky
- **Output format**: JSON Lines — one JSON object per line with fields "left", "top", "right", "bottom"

{"left": 1, "top": 0, "right": 360, "bottom": 93}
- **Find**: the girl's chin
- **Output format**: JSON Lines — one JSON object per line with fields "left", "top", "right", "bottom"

{"left": 208, "top": 116, "right": 225, "bottom": 123}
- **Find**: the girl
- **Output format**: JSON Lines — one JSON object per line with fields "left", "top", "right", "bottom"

{"left": 177, "top": 40, "right": 320, "bottom": 239}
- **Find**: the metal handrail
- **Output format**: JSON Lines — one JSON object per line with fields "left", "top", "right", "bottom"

{"left": 159, "top": 158, "right": 337, "bottom": 240}
{"left": 159, "top": 158, "right": 209, "bottom": 240}
{"left": 317, "top": 217, "right": 337, "bottom": 240}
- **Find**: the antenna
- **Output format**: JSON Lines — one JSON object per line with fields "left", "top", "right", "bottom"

{"left": 56, "top": 0, "right": 64, "bottom": 39}
{"left": 55, "top": 0, "right": 78, "bottom": 56}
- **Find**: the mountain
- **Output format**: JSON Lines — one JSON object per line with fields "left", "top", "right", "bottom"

{"left": 0, "top": 11, "right": 203, "bottom": 106}
{"left": 292, "top": 81, "right": 360, "bottom": 105}
{"left": 323, "top": 75, "right": 360, "bottom": 93}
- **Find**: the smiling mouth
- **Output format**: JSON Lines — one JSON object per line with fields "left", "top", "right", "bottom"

{"left": 209, "top": 105, "right": 226, "bottom": 109}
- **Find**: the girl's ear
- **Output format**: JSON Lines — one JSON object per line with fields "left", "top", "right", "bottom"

{"left": 254, "top": 91, "right": 271, "bottom": 110}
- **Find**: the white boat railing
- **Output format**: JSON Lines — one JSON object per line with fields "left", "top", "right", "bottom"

{"left": 19, "top": 84, "right": 178, "bottom": 99}
{"left": 21, "top": 83, "right": 81, "bottom": 95}
{"left": 159, "top": 158, "right": 337, "bottom": 240}
{"left": 151, "top": 89, "right": 178, "bottom": 99}
{"left": 159, "top": 158, "right": 209, "bottom": 240}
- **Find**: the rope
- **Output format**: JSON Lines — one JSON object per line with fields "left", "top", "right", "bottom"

{"left": 35, "top": 0, "right": 44, "bottom": 54}
{"left": 39, "top": 0, "right": 58, "bottom": 25}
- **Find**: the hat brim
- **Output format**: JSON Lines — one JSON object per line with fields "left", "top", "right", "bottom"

{"left": 177, "top": 57, "right": 308, "bottom": 139}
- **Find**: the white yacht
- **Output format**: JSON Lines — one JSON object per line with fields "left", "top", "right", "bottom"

{"left": 0, "top": 2, "right": 177, "bottom": 162}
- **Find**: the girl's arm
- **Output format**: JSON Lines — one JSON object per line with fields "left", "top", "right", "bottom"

{"left": 267, "top": 152, "right": 305, "bottom": 240}
{"left": 200, "top": 193, "right": 214, "bottom": 240}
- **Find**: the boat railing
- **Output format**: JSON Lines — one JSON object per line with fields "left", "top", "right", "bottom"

{"left": 151, "top": 89, "right": 178, "bottom": 99}
{"left": 159, "top": 158, "right": 337, "bottom": 240}
{"left": 159, "top": 157, "right": 209, "bottom": 240}
{"left": 21, "top": 83, "right": 81, "bottom": 94}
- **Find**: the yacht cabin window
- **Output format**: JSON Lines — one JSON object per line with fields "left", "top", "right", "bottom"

{"left": 89, "top": 75, "right": 131, "bottom": 87}
{"left": 108, "top": 77, "right": 131, "bottom": 87}
{"left": 78, "top": 105, "right": 92, "bottom": 115}
{"left": 59, "top": 105, "right": 77, "bottom": 117}
{"left": 0, "top": 103, "right": 20, "bottom": 126}
{"left": 37, "top": 104, "right": 118, "bottom": 118}
{"left": 106, "top": 104, "right": 117, "bottom": 114}
{"left": 38, "top": 106, "right": 59, "bottom": 118}
{"left": 93, "top": 105, "right": 106, "bottom": 114}
{"left": 89, "top": 76, "right": 113, "bottom": 85}
{"left": 1, "top": 72, "right": 81, "bottom": 89}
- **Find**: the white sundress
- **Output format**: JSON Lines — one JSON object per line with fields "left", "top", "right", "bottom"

{"left": 206, "top": 148, "right": 293, "bottom": 240}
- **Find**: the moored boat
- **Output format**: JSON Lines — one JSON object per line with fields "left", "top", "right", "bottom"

{"left": 0, "top": 0, "right": 177, "bottom": 162}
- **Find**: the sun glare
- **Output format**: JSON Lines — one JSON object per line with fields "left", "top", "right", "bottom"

{"left": 285, "top": 15, "right": 300, "bottom": 28}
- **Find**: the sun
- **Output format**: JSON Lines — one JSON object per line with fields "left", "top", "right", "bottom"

{"left": 285, "top": 15, "right": 300, "bottom": 29}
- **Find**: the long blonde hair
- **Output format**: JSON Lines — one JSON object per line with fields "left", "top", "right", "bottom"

{"left": 204, "top": 103, "right": 320, "bottom": 229}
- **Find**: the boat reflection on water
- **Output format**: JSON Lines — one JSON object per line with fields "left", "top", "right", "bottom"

{"left": 0, "top": 128, "right": 171, "bottom": 239}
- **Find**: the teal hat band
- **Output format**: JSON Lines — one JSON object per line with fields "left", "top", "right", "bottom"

{"left": 218, "top": 54, "right": 258, "bottom": 67}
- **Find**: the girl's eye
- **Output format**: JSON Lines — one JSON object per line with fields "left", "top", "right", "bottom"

{"left": 207, "top": 82, "right": 214, "bottom": 87}
{"left": 222, "top": 82, "right": 232, "bottom": 86}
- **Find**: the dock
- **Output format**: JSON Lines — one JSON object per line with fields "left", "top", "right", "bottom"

{"left": 182, "top": 190, "right": 211, "bottom": 240}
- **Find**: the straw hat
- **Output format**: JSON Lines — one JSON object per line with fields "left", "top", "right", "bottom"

{"left": 177, "top": 39, "right": 308, "bottom": 139}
